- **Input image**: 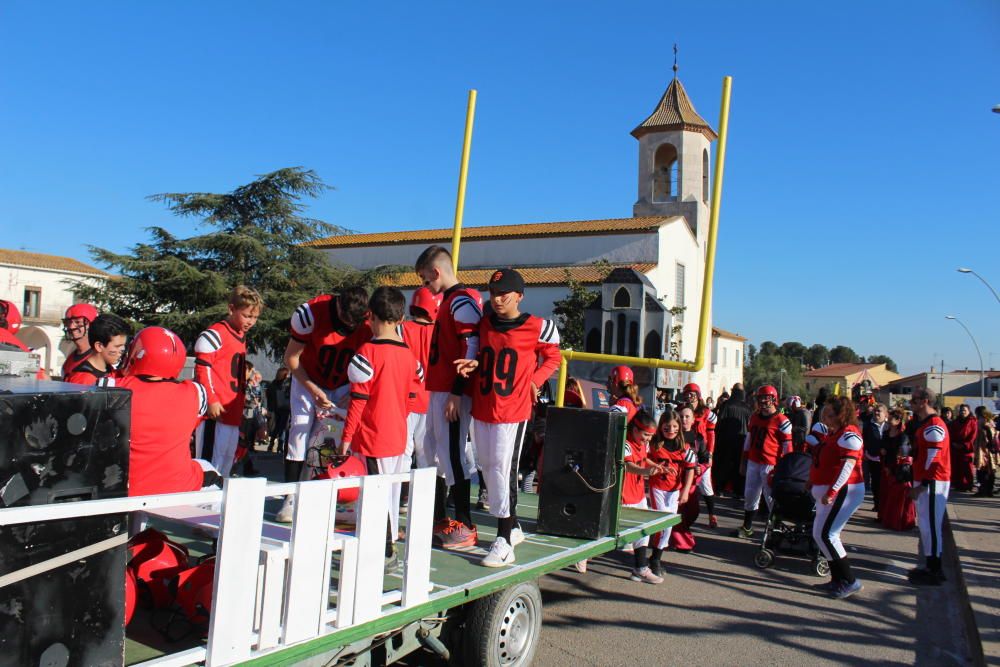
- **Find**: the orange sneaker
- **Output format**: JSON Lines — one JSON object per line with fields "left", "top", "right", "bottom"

{"left": 709, "top": 515, "right": 719, "bottom": 529}
{"left": 437, "top": 522, "right": 478, "bottom": 549}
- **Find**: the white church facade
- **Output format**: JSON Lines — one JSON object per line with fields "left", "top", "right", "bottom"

{"left": 308, "top": 75, "right": 744, "bottom": 398}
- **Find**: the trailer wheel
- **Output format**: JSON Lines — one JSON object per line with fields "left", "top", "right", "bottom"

{"left": 463, "top": 581, "right": 542, "bottom": 667}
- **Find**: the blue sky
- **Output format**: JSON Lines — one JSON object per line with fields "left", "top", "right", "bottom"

{"left": 2, "top": 2, "right": 998, "bottom": 376}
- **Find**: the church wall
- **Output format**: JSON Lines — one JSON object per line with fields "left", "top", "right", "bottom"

{"left": 323, "top": 231, "right": 659, "bottom": 271}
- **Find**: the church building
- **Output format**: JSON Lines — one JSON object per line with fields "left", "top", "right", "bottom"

{"left": 306, "top": 74, "right": 744, "bottom": 397}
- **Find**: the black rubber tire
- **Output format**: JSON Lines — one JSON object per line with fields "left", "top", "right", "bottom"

{"left": 463, "top": 581, "right": 543, "bottom": 667}
{"left": 753, "top": 549, "right": 775, "bottom": 569}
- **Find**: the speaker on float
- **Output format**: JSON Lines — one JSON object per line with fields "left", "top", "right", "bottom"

{"left": 536, "top": 407, "right": 625, "bottom": 539}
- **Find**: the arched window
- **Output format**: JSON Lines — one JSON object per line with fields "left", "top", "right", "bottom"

{"left": 585, "top": 328, "right": 601, "bottom": 353}
{"left": 616, "top": 314, "right": 626, "bottom": 356}
{"left": 644, "top": 330, "right": 662, "bottom": 359}
{"left": 603, "top": 321, "right": 613, "bottom": 354}
{"left": 702, "top": 149, "right": 710, "bottom": 202}
{"left": 613, "top": 286, "right": 631, "bottom": 309}
{"left": 628, "top": 322, "right": 639, "bottom": 357}
{"left": 653, "top": 143, "right": 678, "bottom": 202}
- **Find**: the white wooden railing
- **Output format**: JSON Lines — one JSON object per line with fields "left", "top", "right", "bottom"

{"left": 0, "top": 467, "right": 437, "bottom": 667}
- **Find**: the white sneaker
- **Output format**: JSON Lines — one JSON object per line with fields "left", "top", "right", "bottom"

{"left": 481, "top": 537, "right": 515, "bottom": 568}
{"left": 629, "top": 566, "right": 663, "bottom": 584}
{"left": 522, "top": 471, "right": 536, "bottom": 494}
{"left": 275, "top": 495, "right": 295, "bottom": 523}
{"left": 510, "top": 527, "right": 525, "bottom": 547}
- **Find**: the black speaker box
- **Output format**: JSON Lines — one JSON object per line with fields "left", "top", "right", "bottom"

{"left": 536, "top": 407, "right": 625, "bottom": 539}
{"left": 0, "top": 379, "right": 131, "bottom": 667}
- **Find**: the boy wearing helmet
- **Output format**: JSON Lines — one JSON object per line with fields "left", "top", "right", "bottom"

{"left": 118, "top": 327, "right": 220, "bottom": 497}
{"left": 399, "top": 286, "right": 442, "bottom": 473}
{"left": 0, "top": 300, "right": 28, "bottom": 351}
{"left": 61, "top": 303, "right": 100, "bottom": 377}
{"left": 733, "top": 384, "right": 793, "bottom": 538}
{"left": 64, "top": 314, "right": 130, "bottom": 386}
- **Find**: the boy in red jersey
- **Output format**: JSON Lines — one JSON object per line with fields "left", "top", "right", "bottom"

{"left": 809, "top": 396, "right": 865, "bottom": 599}
{"left": 64, "top": 313, "right": 130, "bottom": 386}
{"left": 399, "top": 286, "right": 442, "bottom": 472}
{"left": 276, "top": 286, "right": 371, "bottom": 522}
{"left": 341, "top": 287, "right": 423, "bottom": 568}
{"left": 415, "top": 246, "right": 483, "bottom": 548}
{"left": 734, "top": 384, "right": 793, "bottom": 538}
{"left": 117, "top": 327, "right": 222, "bottom": 497}
{"left": 455, "top": 269, "right": 560, "bottom": 566}
{"left": 194, "top": 286, "right": 263, "bottom": 477}
{"left": 907, "top": 387, "right": 951, "bottom": 585}
{"left": 620, "top": 412, "right": 665, "bottom": 583}
{"left": 60, "top": 303, "right": 100, "bottom": 377}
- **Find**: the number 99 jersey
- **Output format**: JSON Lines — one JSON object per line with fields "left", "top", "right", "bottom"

{"left": 470, "top": 313, "right": 561, "bottom": 424}
{"left": 291, "top": 295, "right": 372, "bottom": 390}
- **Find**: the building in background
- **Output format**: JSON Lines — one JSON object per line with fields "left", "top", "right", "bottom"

{"left": 0, "top": 249, "right": 106, "bottom": 375}
{"left": 879, "top": 369, "right": 1000, "bottom": 410}
{"left": 307, "top": 73, "right": 742, "bottom": 393}
{"left": 710, "top": 327, "right": 747, "bottom": 398}
{"left": 803, "top": 362, "right": 902, "bottom": 399}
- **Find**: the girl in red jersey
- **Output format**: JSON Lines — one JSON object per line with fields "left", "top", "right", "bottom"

{"left": 682, "top": 383, "right": 719, "bottom": 528}
{"left": 669, "top": 406, "right": 705, "bottom": 552}
{"left": 608, "top": 365, "right": 642, "bottom": 423}
{"left": 810, "top": 395, "right": 865, "bottom": 599}
{"left": 621, "top": 411, "right": 666, "bottom": 584}
{"left": 647, "top": 408, "right": 696, "bottom": 574}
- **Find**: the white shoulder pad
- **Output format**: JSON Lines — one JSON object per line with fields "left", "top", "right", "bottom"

{"left": 707, "top": 411, "right": 718, "bottom": 425}
{"left": 347, "top": 353, "right": 374, "bottom": 384}
{"left": 450, "top": 295, "right": 482, "bottom": 325}
{"left": 538, "top": 319, "right": 560, "bottom": 345}
{"left": 291, "top": 302, "right": 315, "bottom": 336}
{"left": 923, "top": 424, "right": 947, "bottom": 443}
{"left": 194, "top": 329, "right": 222, "bottom": 354}
{"left": 778, "top": 418, "right": 793, "bottom": 434}
{"left": 838, "top": 431, "right": 863, "bottom": 451}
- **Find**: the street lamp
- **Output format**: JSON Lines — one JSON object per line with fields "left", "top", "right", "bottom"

{"left": 993, "top": 104, "right": 1000, "bottom": 114}
{"left": 944, "top": 315, "right": 985, "bottom": 406}
{"left": 778, "top": 368, "right": 787, "bottom": 397}
{"left": 957, "top": 267, "right": 1000, "bottom": 305}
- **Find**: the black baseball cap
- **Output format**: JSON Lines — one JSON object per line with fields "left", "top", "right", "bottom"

{"left": 487, "top": 268, "right": 525, "bottom": 294}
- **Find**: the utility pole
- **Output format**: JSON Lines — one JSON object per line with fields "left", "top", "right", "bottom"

{"left": 940, "top": 360, "right": 945, "bottom": 409}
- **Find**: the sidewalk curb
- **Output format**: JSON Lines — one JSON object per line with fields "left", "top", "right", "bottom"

{"left": 945, "top": 511, "right": 988, "bottom": 667}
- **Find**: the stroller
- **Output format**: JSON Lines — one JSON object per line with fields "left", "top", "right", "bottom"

{"left": 753, "top": 451, "right": 830, "bottom": 577}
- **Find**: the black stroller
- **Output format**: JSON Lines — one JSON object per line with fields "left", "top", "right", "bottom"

{"left": 753, "top": 451, "right": 830, "bottom": 576}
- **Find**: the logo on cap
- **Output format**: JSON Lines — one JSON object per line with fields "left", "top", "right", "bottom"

{"left": 491, "top": 270, "right": 503, "bottom": 283}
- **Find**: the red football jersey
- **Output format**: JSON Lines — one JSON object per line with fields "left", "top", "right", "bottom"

{"left": 342, "top": 339, "right": 423, "bottom": 458}
{"left": 744, "top": 412, "right": 793, "bottom": 465}
{"left": 290, "top": 295, "right": 372, "bottom": 390}
{"left": 809, "top": 425, "right": 864, "bottom": 487}
{"left": 694, "top": 407, "right": 717, "bottom": 454}
{"left": 622, "top": 437, "right": 649, "bottom": 505}
{"left": 62, "top": 349, "right": 91, "bottom": 378}
{"left": 425, "top": 285, "right": 483, "bottom": 393}
{"left": 470, "top": 313, "right": 561, "bottom": 424}
{"left": 194, "top": 320, "right": 247, "bottom": 426}
{"left": 400, "top": 319, "right": 434, "bottom": 414}
{"left": 913, "top": 415, "right": 950, "bottom": 483}
{"left": 611, "top": 396, "right": 639, "bottom": 424}
{"left": 649, "top": 442, "right": 697, "bottom": 492}
{"left": 118, "top": 375, "right": 208, "bottom": 497}
{"left": 64, "top": 358, "right": 111, "bottom": 386}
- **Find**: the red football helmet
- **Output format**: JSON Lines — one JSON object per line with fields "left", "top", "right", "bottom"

{"left": 62, "top": 303, "right": 99, "bottom": 337}
{"left": 0, "top": 300, "right": 22, "bottom": 333}
{"left": 410, "top": 287, "right": 443, "bottom": 321}
{"left": 315, "top": 454, "right": 367, "bottom": 504}
{"left": 125, "top": 326, "right": 187, "bottom": 378}
{"left": 125, "top": 569, "right": 138, "bottom": 626}
{"left": 756, "top": 385, "right": 779, "bottom": 402}
{"left": 682, "top": 383, "right": 702, "bottom": 396}
{"left": 175, "top": 557, "right": 215, "bottom": 632}
{"left": 608, "top": 365, "right": 634, "bottom": 387}
{"left": 128, "top": 528, "right": 190, "bottom": 609}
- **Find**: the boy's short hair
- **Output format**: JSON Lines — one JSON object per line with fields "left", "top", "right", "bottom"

{"left": 414, "top": 245, "right": 452, "bottom": 273}
{"left": 369, "top": 286, "right": 406, "bottom": 323}
{"left": 88, "top": 313, "right": 131, "bottom": 347}
{"left": 230, "top": 285, "right": 264, "bottom": 311}
{"left": 338, "top": 286, "right": 370, "bottom": 328}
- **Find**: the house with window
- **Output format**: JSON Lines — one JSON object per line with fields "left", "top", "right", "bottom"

{"left": 803, "top": 363, "right": 902, "bottom": 398}
{"left": 710, "top": 327, "right": 747, "bottom": 398}
{"left": 0, "top": 248, "right": 107, "bottom": 375}
{"left": 879, "top": 369, "right": 1000, "bottom": 409}
{"left": 305, "top": 73, "right": 741, "bottom": 393}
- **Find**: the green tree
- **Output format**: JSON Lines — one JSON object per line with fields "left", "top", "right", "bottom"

{"left": 830, "top": 345, "right": 860, "bottom": 364}
{"left": 804, "top": 343, "right": 829, "bottom": 368}
{"left": 75, "top": 167, "right": 401, "bottom": 356}
{"left": 551, "top": 260, "right": 610, "bottom": 350}
{"left": 866, "top": 354, "right": 898, "bottom": 372}
{"left": 780, "top": 341, "right": 807, "bottom": 361}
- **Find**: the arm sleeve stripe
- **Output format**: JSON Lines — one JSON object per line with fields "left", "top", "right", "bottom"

{"left": 778, "top": 420, "right": 793, "bottom": 434}
{"left": 194, "top": 383, "right": 208, "bottom": 416}
{"left": 350, "top": 391, "right": 370, "bottom": 400}
{"left": 292, "top": 304, "right": 314, "bottom": 334}
{"left": 684, "top": 449, "right": 697, "bottom": 463}
{"left": 837, "top": 432, "right": 863, "bottom": 451}
{"left": 347, "top": 354, "right": 374, "bottom": 384}
{"left": 923, "top": 425, "right": 946, "bottom": 443}
{"left": 417, "top": 361, "right": 424, "bottom": 382}
{"left": 350, "top": 354, "right": 373, "bottom": 374}
{"left": 707, "top": 412, "right": 718, "bottom": 425}
{"left": 194, "top": 331, "right": 221, "bottom": 354}
{"left": 194, "top": 358, "right": 212, "bottom": 367}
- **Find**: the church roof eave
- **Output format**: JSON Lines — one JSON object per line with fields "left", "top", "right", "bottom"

{"left": 631, "top": 77, "right": 717, "bottom": 141}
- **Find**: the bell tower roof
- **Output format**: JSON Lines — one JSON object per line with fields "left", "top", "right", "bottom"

{"left": 631, "top": 76, "right": 717, "bottom": 141}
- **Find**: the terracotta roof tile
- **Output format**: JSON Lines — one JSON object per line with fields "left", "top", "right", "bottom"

{"left": 0, "top": 248, "right": 107, "bottom": 276}
{"left": 712, "top": 326, "right": 747, "bottom": 341}
{"left": 804, "top": 363, "right": 880, "bottom": 378}
{"left": 305, "top": 217, "right": 674, "bottom": 248}
{"left": 383, "top": 263, "right": 656, "bottom": 288}
{"left": 632, "top": 77, "right": 717, "bottom": 140}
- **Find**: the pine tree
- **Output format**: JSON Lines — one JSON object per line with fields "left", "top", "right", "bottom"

{"left": 74, "top": 168, "right": 402, "bottom": 356}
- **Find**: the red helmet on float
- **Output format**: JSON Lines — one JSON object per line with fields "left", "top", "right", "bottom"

{"left": 175, "top": 557, "right": 215, "bottom": 632}
{"left": 125, "top": 569, "right": 138, "bottom": 626}
{"left": 756, "top": 385, "right": 779, "bottom": 401}
{"left": 315, "top": 453, "right": 367, "bottom": 504}
{"left": 682, "top": 383, "right": 702, "bottom": 396}
{"left": 128, "top": 528, "right": 190, "bottom": 608}
{"left": 125, "top": 327, "right": 187, "bottom": 378}
{"left": 608, "top": 365, "right": 634, "bottom": 387}
{"left": 0, "top": 300, "right": 22, "bottom": 333}
{"left": 410, "top": 287, "right": 443, "bottom": 321}
{"left": 62, "top": 303, "right": 99, "bottom": 337}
